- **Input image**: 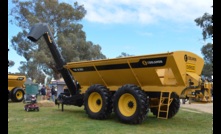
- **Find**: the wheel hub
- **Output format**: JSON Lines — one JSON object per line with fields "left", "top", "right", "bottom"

{"left": 128, "top": 101, "right": 134, "bottom": 108}
{"left": 118, "top": 93, "right": 137, "bottom": 117}
{"left": 96, "top": 99, "right": 101, "bottom": 105}
{"left": 88, "top": 92, "right": 102, "bottom": 113}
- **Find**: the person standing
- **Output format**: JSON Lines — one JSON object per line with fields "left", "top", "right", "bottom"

{"left": 40, "top": 85, "right": 46, "bottom": 100}
{"left": 46, "top": 86, "right": 51, "bottom": 100}
{"left": 54, "top": 86, "right": 57, "bottom": 97}
{"left": 51, "top": 86, "right": 56, "bottom": 102}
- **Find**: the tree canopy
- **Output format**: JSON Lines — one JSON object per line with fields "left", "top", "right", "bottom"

{"left": 194, "top": 13, "right": 213, "bottom": 40}
{"left": 8, "top": 49, "right": 15, "bottom": 67}
{"left": 116, "top": 52, "right": 134, "bottom": 58}
{"left": 9, "top": 0, "right": 106, "bottom": 83}
{"left": 194, "top": 9, "right": 213, "bottom": 79}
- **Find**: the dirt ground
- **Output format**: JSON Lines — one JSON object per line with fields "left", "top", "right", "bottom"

{"left": 180, "top": 99, "right": 213, "bottom": 114}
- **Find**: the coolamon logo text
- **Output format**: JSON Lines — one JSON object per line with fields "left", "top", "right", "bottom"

{"left": 184, "top": 54, "right": 197, "bottom": 62}
{"left": 142, "top": 60, "right": 163, "bottom": 66}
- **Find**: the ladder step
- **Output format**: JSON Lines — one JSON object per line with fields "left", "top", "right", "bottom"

{"left": 158, "top": 117, "right": 167, "bottom": 119}
{"left": 161, "top": 103, "right": 168, "bottom": 106}
{"left": 157, "top": 91, "right": 172, "bottom": 119}
{"left": 158, "top": 112, "right": 168, "bottom": 119}
{"left": 159, "top": 110, "right": 167, "bottom": 112}
{"left": 161, "top": 97, "right": 169, "bottom": 99}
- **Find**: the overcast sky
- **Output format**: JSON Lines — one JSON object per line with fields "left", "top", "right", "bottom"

{"left": 8, "top": 0, "right": 213, "bottom": 73}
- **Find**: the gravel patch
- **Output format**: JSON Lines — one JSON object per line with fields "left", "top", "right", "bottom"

{"left": 180, "top": 99, "right": 213, "bottom": 114}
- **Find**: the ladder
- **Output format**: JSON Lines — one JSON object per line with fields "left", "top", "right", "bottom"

{"left": 157, "top": 91, "right": 173, "bottom": 119}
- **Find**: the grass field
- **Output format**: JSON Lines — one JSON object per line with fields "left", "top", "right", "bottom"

{"left": 8, "top": 98, "right": 213, "bottom": 134}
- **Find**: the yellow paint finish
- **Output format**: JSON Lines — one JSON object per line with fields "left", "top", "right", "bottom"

{"left": 118, "top": 93, "right": 137, "bottom": 117}
{"left": 8, "top": 75, "right": 26, "bottom": 91}
{"left": 88, "top": 92, "right": 102, "bottom": 113}
{"left": 65, "top": 51, "right": 204, "bottom": 96}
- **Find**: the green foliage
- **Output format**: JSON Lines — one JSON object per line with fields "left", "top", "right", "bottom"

{"left": 8, "top": 100, "right": 212, "bottom": 134}
{"left": 8, "top": 49, "right": 15, "bottom": 67}
{"left": 8, "top": 60, "right": 15, "bottom": 68}
{"left": 117, "top": 52, "right": 134, "bottom": 58}
{"left": 202, "top": 63, "right": 213, "bottom": 78}
{"left": 201, "top": 43, "right": 213, "bottom": 64}
{"left": 9, "top": 0, "right": 106, "bottom": 81}
{"left": 194, "top": 7, "right": 213, "bottom": 78}
{"left": 194, "top": 13, "right": 213, "bottom": 40}
{"left": 18, "top": 61, "right": 47, "bottom": 84}
{"left": 200, "top": 43, "right": 213, "bottom": 78}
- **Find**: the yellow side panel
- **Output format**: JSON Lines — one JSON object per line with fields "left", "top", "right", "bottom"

{"left": 8, "top": 75, "right": 26, "bottom": 91}
{"left": 173, "top": 51, "right": 204, "bottom": 87}
{"left": 65, "top": 51, "right": 204, "bottom": 94}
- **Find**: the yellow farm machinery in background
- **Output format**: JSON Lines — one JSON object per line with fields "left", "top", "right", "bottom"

{"left": 182, "top": 79, "right": 213, "bottom": 104}
{"left": 8, "top": 74, "right": 26, "bottom": 102}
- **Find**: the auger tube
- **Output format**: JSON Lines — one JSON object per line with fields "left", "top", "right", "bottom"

{"left": 27, "top": 23, "right": 78, "bottom": 96}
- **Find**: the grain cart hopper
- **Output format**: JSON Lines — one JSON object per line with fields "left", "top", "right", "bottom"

{"left": 27, "top": 23, "right": 205, "bottom": 124}
{"left": 8, "top": 74, "right": 26, "bottom": 102}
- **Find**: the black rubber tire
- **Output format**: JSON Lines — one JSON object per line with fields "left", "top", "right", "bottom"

{"left": 113, "top": 84, "right": 148, "bottom": 124}
{"left": 150, "top": 108, "right": 158, "bottom": 116}
{"left": 8, "top": 90, "right": 10, "bottom": 101}
{"left": 167, "top": 92, "right": 180, "bottom": 118}
{"left": 150, "top": 92, "right": 180, "bottom": 118}
{"left": 84, "top": 84, "right": 112, "bottom": 120}
{"left": 10, "top": 88, "right": 25, "bottom": 102}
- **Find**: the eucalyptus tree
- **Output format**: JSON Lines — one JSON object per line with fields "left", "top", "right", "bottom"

{"left": 116, "top": 52, "right": 133, "bottom": 58}
{"left": 9, "top": 0, "right": 106, "bottom": 82}
{"left": 8, "top": 49, "right": 15, "bottom": 68}
{"left": 194, "top": 10, "right": 213, "bottom": 78}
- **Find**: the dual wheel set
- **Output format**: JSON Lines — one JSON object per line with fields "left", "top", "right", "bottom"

{"left": 84, "top": 84, "right": 180, "bottom": 124}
